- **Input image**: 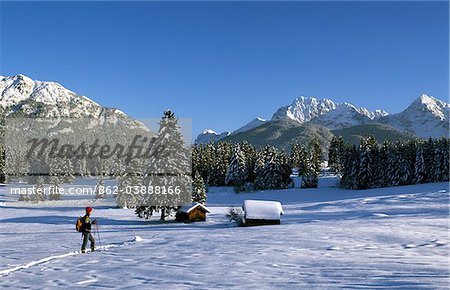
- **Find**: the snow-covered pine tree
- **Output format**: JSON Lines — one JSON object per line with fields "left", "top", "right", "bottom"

{"left": 301, "top": 139, "right": 321, "bottom": 189}
{"left": 253, "top": 147, "right": 266, "bottom": 189}
{"left": 403, "top": 140, "right": 417, "bottom": 185}
{"left": 192, "top": 145, "right": 201, "bottom": 180}
{"left": 240, "top": 141, "right": 257, "bottom": 183}
{"left": 432, "top": 139, "right": 442, "bottom": 182}
{"left": 357, "top": 135, "right": 378, "bottom": 189}
{"left": 225, "top": 144, "right": 246, "bottom": 186}
{"left": 136, "top": 110, "right": 191, "bottom": 221}
{"left": 192, "top": 171, "right": 206, "bottom": 204}
{"left": 192, "top": 144, "right": 211, "bottom": 183}
{"left": 0, "top": 145, "right": 4, "bottom": 184}
{"left": 207, "top": 142, "right": 232, "bottom": 186}
{"left": 311, "top": 138, "right": 322, "bottom": 175}
{"left": 201, "top": 143, "right": 215, "bottom": 184}
{"left": 383, "top": 145, "right": 395, "bottom": 187}
{"left": 254, "top": 145, "right": 272, "bottom": 190}
{"left": 389, "top": 143, "right": 403, "bottom": 187}
{"left": 290, "top": 143, "right": 307, "bottom": 177}
{"left": 397, "top": 144, "right": 411, "bottom": 186}
{"left": 378, "top": 141, "right": 391, "bottom": 187}
{"left": 278, "top": 150, "right": 293, "bottom": 187}
{"left": 423, "top": 138, "right": 435, "bottom": 183}
{"left": 254, "top": 145, "right": 292, "bottom": 190}
{"left": 339, "top": 144, "right": 360, "bottom": 189}
{"left": 335, "top": 136, "right": 346, "bottom": 174}
{"left": 430, "top": 138, "right": 449, "bottom": 183}
{"left": 0, "top": 115, "right": 5, "bottom": 183}
{"left": 116, "top": 158, "right": 145, "bottom": 208}
{"left": 300, "top": 159, "right": 317, "bottom": 188}
{"left": 437, "top": 138, "right": 450, "bottom": 181}
{"left": 328, "top": 136, "right": 339, "bottom": 172}
{"left": 414, "top": 143, "right": 425, "bottom": 184}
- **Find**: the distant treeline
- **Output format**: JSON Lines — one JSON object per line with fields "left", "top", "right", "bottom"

{"left": 192, "top": 139, "right": 323, "bottom": 190}
{"left": 194, "top": 135, "right": 449, "bottom": 191}
{"left": 329, "top": 136, "right": 449, "bottom": 189}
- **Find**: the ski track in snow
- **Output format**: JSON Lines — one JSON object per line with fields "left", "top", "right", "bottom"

{"left": 0, "top": 236, "right": 144, "bottom": 277}
{"left": 0, "top": 251, "right": 79, "bottom": 277}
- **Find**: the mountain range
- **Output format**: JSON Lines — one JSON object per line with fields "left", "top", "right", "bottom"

{"left": 196, "top": 94, "right": 449, "bottom": 147}
{"left": 0, "top": 74, "right": 147, "bottom": 128}
{"left": 0, "top": 75, "right": 447, "bottom": 151}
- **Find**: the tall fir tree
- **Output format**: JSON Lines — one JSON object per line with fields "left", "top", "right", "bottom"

{"left": 117, "top": 158, "right": 145, "bottom": 208}
{"left": 328, "top": 136, "right": 339, "bottom": 172}
{"left": 357, "top": 135, "right": 378, "bottom": 189}
{"left": 301, "top": 139, "right": 322, "bottom": 189}
{"left": 225, "top": 144, "right": 246, "bottom": 186}
{"left": 438, "top": 138, "right": 449, "bottom": 181}
{"left": 192, "top": 171, "right": 207, "bottom": 204}
{"left": 208, "top": 142, "right": 232, "bottom": 186}
{"left": 136, "top": 110, "right": 191, "bottom": 221}
{"left": 414, "top": 144, "right": 425, "bottom": 184}
{"left": 291, "top": 143, "right": 308, "bottom": 177}
{"left": 397, "top": 144, "right": 411, "bottom": 186}
{"left": 240, "top": 141, "right": 257, "bottom": 183}
{"left": 254, "top": 145, "right": 292, "bottom": 190}
{"left": 423, "top": 138, "right": 435, "bottom": 183}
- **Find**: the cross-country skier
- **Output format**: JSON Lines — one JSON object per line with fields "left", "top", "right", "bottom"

{"left": 80, "top": 207, "right": 97, "bottom": 253}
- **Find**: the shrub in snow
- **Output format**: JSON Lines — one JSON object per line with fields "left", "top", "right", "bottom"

{"left": 226, "top": 207, "right": 244, "bottom": 227}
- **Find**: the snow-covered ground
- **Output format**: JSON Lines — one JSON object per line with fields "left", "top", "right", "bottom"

{"left": 0, "top": 175, "right": 448, "bottom": 289}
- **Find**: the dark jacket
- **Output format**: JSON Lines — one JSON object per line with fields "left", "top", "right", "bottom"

{"left": 81, "top": 214, "right": 94, "bottom": 233}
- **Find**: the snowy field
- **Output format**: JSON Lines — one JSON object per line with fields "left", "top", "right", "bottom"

{"left": 0, "top": 175, "right": 449, "bottom": 289}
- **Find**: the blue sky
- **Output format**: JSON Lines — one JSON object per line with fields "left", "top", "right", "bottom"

{"left": 1, "top": 1, "right": 448, "bottom": 136}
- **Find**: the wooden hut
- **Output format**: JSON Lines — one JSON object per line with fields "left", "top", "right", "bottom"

{"left": 242, "top": 200, "right": 284, "bottom": 226}
{"left": 176, "top": 203, "right": 211, "bottom": 223}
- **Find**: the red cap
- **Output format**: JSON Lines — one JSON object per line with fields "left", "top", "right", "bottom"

{"left": 86, "top": 207, "right": 93, "bottom": 214}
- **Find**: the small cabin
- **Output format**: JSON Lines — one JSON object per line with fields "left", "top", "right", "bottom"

{"left": 242, "top": 200, "right": 284, "bottom": 226}
{"left": 176, "top": 203, "right": 211, "bottom": 223}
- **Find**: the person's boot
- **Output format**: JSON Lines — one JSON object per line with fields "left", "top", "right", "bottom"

{"left": 91, "top": 247, "right": 95, "bottom": 252}
{"left": 81, "top": 249, "right": 86, "bottom": 254}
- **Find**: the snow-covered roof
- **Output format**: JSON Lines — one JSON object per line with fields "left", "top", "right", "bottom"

{"left": 242, "top": 200, "right": 284, "bottom": 220}
{"left": 179, "top": 203, "right": 211, "bottom": 213}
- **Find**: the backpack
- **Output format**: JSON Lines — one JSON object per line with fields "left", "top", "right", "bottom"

{"left": 75, "top": 217, "right": 83, "bottom": 232}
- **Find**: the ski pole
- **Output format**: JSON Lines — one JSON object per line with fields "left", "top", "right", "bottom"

{"left": 95, "top": 223, "right": 103, "bottom": 250}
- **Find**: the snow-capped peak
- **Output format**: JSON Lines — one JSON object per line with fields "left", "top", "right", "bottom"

{"left": 272, "top": 96, "right": 338, "bottom": 123}
{"left": 411, "top": 94, "right": 450, "bottom": 121}
{"left": 233, "top": 117, "right": 267, "bottom": 134}
{"left": 0, "top": 74, "right": 110, "bottom": 118}
{"left": 195, "top": 130, "right": 231, "bottom": 144}
{"left": 378, "top": 94, "right": 449, "bottom": 138}
{"left": 374, "top": 109, "right": 389, "bottom": 118}
{"left": 271, "top": 96, "right": 387, "bottom": 128}
{"left": 0, "top": 74, "right": 103, "bottom": 108}
{"left": 203, "top": 129, "right": 218, "bottom": 135}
